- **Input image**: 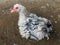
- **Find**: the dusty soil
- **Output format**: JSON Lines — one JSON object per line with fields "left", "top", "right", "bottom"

{"left": 0, "top": 0, "right": 60, "bottom": 45}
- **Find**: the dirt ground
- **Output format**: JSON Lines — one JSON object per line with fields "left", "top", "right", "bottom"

{"left": 0, "top": 0, "right": 60, "bottom": 45}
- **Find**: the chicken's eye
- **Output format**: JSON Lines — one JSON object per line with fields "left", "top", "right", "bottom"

{"left": 16, "top": 7, "right": 18, "bottom": 9}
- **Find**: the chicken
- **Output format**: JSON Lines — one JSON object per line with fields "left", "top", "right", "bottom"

{"left": 11, "top": 4, "right": 53, "bottom": 41}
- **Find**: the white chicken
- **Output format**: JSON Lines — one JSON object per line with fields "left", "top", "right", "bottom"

{"left": 11, "top": 4, "right": 53, "bottom": 41}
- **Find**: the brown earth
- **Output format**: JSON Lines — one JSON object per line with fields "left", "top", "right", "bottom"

{"left": 0, "top": 0, "right": 60, "bottom": 45}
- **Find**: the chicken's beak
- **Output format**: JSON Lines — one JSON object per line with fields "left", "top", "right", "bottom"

{"left": 11, "top": 10, "right": 15, "bottom": 13}
{"left": 10, "top": 7, "right": 15, "bottom": 13}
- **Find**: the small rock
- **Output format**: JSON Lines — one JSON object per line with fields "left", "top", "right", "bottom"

{"left": 41, "top": 6, "right": 46, "bottom": 8}
{"left": 50, "top": 15, "right": 53, "bottom": 18}
{"left": 14, "top": 43, "right": 17, "bottom": 45}
{"left": 2, "top": 10, "right": 4, "bottom": 12}
{"left": 46, "top": 3, "right": 50, "bottom": 7}
{"left": 54, "top": 21, "right": 58, "bottom": 23}
{"left": 58, "top": 15, "right": 60, "bottom": 18}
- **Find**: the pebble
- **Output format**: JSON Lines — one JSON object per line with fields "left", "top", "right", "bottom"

{"left": 14, "top": 43, "right": 17, "bottom": 45}
{"left": 2, "top": 10, "right": 4, "bottom": 12}
{"left": 50, "top": 15, "right": 54, "bottom": 18}
{"left": 41, "top": 6, "right": 46, "bottom": 8}
{"left": 58, "top": 15, "right": 60, "bottom": 18}
{"left": 54, "top": 21, "right": 58, "bottom": 23}
{"left": 46, "top": 3, "right": 50, "bottom": 7}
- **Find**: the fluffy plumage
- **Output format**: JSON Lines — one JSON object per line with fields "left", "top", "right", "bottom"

{"left": 11, "top": 4, "right": 53, "bottom": 41}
